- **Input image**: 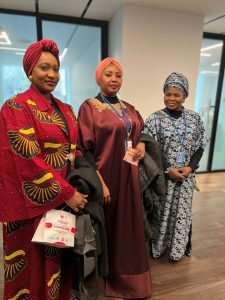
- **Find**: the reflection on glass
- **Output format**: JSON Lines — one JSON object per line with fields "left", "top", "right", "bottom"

{"left": 0, "top": 13, "right": 37, "bottom": 107}
{"left": 42, "top": 21, "right": 101, "bottom": 113}
{"left": 212, "top": 72, "right": 225, "bottom": 170}
{"left": 194, "top": 38, "right": 223, "bottom": 171}
{"left": 2, "top": 65, "right": 29, "bottom": 99}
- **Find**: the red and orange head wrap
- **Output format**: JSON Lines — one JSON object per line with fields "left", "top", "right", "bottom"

{"left": 23, "top": 39, "right": 60, "bottom": 77}
{"left": 95, "top": 57, "right": 123, "bottom": 85}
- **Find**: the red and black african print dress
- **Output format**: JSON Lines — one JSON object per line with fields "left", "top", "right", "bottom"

{"left": 0, "top": 85, "right": 79, "bottom": 300}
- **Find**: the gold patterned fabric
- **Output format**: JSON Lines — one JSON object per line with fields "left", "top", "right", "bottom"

{"left": 44, "top": 142, "right": 70, "bottom": 169}
{"left": 8, "top": 289, "right": 30, "bottom": 300}
{"left": 44, "top": 245, "right": 60, "bottom": 258}
{"left": 8, "top": 128, "right": 40, "bottom": 159}
{"left": 48, "top": 271, "right": 61, "bottom": 298}
{"left": 90, "top": 97, "right": 126, "bottom": 114}
{"left": 23, "top": 172, "right": 60, "bottom": 205}
{"left": 4, "top": 250, "right": 27, "bottom": 281}
{"left": 5, "top": 221, "right": 22, "bottom": 235}
{"left": 7, "top": 96, "right": 23, "bottom": 110}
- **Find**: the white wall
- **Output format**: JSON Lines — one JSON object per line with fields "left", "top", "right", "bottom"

{"left": 109, "top": 5, "right": 204, "bottom": 120}
{"left": 109, "top": 7, "right": 123, "bottom": 64}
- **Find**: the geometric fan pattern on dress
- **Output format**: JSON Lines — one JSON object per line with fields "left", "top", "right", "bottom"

{"left": 4, "top": 249, "right": 27, "bottom": 281}
{"left": 23, "top": 172, "right": 60, "bottom": 205}
{"left": 7, "top": 289, "right": 30, "bottom": 300}
{"left": 27, "top": 99, "right": 68, "bottom": 135}
{"left": 8, "top": 128, "right": 40, "bottom": 159}
{"left": 51, "top": 111, "right": 68, "bottom": 135}
{"left": 31, "top": 105, "right": 68, "bottom": 135}
{"left": 48, "top": 271, "right": 61, "bottom": 298}
{"left": 44, "top": 142, "right": 70, "bottom": 169}
{"left": 44, "top": 245, "right": 60, "bottom": 258}
{"left": 31, "top": 107, "right": 53, "bottom": 124}
{"left": 5, "top": 221, "right": 22, "bottom": 235}
{"left": 7, "top": 96, "right": 23, "bottom": 110}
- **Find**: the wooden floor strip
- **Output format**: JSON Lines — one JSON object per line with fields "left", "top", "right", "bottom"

{"left": 1, "top": 172, "right": 225, "bottom": 299}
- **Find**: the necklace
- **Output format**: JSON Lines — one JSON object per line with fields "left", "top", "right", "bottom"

{"left": 100, "top": 94, "right": 132, "bottom": 137}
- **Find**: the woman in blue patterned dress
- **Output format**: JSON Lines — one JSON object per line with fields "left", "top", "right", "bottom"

{"left": 143, "top": 72, "right": 208, "bottom": 261}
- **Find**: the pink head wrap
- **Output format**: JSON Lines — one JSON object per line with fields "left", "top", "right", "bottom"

{"left": 95, "top": 57, "right": 123, "bottom": 85}
{"left": 23, "top": 39, "right": 60, "bottom": 77}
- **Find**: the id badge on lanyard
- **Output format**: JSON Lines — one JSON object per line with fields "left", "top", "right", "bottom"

{"left": 125, "top": 139, "right": 132, "bottom": 151}
{"left": 176, "top": 151, "right": 185, "bottom": 166}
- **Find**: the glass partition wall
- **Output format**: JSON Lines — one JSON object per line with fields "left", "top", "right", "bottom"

{"left": 0, "top": 9, "right": 108, "bottom": 113}
{"left": 211, "top": 70, "right": 225, "bottom": 170}
{"left": 42, "top": 20, "right": 102, "bottom": 112}
{"left": 195, "top": 33, "right": 225, "bottom": 172}
{"left": 0, "top": 13, "right": 37, "bottom": 107}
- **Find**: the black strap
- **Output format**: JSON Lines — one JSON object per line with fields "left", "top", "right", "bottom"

{"left": 77, "top": 250, "right": 99, "bottom": 300}
{"left": 71, "top": 215, "right": 101, "bottom": 300}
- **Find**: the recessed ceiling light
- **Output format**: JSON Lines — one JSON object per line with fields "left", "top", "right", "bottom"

{"left": 0, "top": 31, "right": 11, "bottom": 45}
{"left": 59, "top": 48, "right": 68, "bottom": 62}
{"left": 200, "top": 53, "right": 211, "bottom": 57}
{"left": 15, "top": 52, "right": 25, "bottom": 55}
{"left": 201, "top": 43, "right": 223, "bottom": 52}
{"left": 0, "top": 46, "right": 26, "bottom": 51}
{"left": 211, "top": 62, "right": 220, "bottom": 67}
{"left": 201, "top": 70, "right": 219, "bottom": 74}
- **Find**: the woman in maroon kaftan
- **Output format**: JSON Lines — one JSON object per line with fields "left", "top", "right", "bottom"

{"left": 78, "top": 58, "right": 152, "bottom": 298}
{"left": 0, "top": 40, "right": 87, "bottom": 300}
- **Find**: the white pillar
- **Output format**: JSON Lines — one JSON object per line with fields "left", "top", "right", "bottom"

{"left": 109, "top": 5, "right": 204, "bottom": 119}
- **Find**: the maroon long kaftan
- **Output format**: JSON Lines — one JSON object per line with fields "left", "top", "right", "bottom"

{"left": 0, "top": 86, "right": 80, "bottom": 300}
{"left": 78, "top": 97, "right": 152, "bottom": 298}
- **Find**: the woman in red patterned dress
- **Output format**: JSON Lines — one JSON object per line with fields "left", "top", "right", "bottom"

{"left": 0, "top": 40, "right": 87, "bottom": 299}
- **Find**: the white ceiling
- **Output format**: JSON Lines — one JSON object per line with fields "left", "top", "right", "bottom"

{"left": 0, "top": 0, "right": 225, "bottom": 34}
{"left": 0, "top": 0, "right": 225, "bottom": 74}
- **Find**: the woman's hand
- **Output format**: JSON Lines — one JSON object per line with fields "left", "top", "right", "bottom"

{"left": 65, "top": 191, "right": 88, "bottom": 212}
{"left": 96, "top": 170, "right": 111, "bottom": 204}
{"left": 101, "top": 181, "right": 111, "bottom": 204}
{"left": 132, "top": 142, "right": 145, "bottom": 160}
{"left": 167, "top": 167, "right": 185, "bottom": 182}
{"left": 178, "top": 166, "right": 192, "bottom": 178}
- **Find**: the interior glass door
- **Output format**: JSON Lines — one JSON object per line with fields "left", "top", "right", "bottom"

{"left": 211, "top": 73, "right": 225, "bottom": 170}
{"left": 195, "top": 38, "right": 223, "bottom": 171}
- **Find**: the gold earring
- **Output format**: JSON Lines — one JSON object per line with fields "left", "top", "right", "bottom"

{"left": 29, "top": 75, "right": 32, "bottom": 80}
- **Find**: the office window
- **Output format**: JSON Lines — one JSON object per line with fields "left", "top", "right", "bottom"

{"left": 0, "top": 13, "right": 37, "bottom": 107}
{"left": 42, "top": 20, "right": 101, "bottom": 113}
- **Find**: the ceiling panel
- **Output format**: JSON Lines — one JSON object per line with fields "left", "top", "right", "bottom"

{"left": 38, "top": 0, "right": 87, "bottom": 18}
{"left": 0, "top": 0, "right": 35, "bottom": 12}
{"left": 1, "top": 0, "right": 225, "bottom": 34}
{"left": 204, "top": 17, "right": 225, "bottom": 35}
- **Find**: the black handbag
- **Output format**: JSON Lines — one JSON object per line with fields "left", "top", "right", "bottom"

{"left": 74, "top": 213, "right": 96, "bottom": 255}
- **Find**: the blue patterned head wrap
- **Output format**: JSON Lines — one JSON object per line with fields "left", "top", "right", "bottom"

{"left": 163, "top": 72, "right": 189, "bottom": 99}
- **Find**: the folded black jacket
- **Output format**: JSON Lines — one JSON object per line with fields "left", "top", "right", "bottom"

{"left": 66, "top": 156, "right": 108, "bottom": 277}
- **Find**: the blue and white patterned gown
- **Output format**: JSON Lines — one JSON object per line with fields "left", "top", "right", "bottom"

{"left": 143, "top": 108, "right": 208, "bottom": 260}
